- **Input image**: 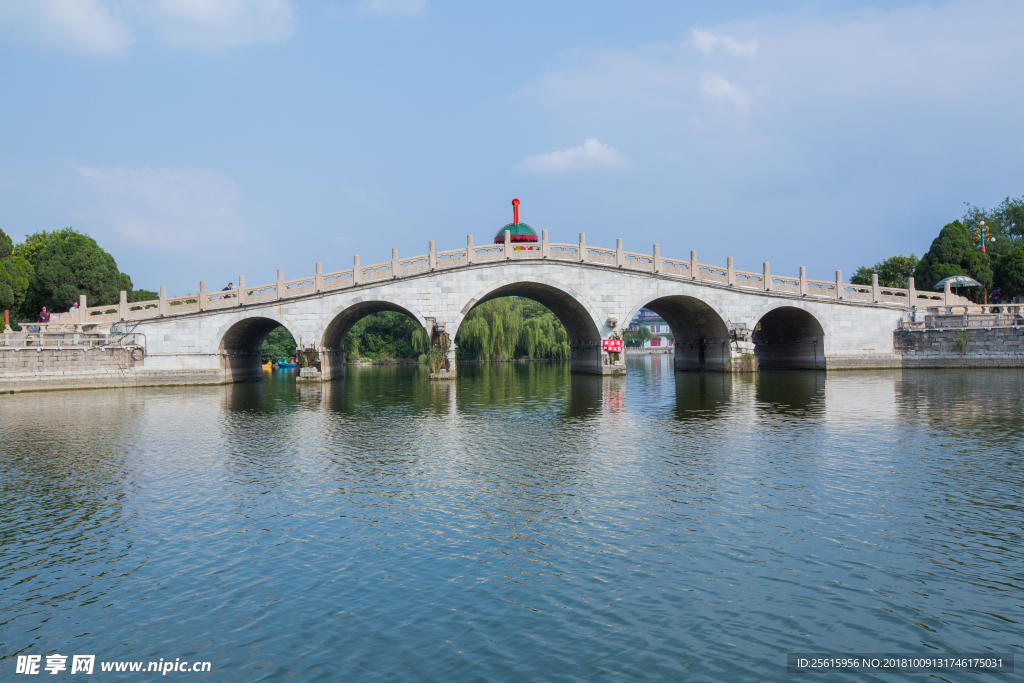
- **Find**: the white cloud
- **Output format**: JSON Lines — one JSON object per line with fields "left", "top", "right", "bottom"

{"left": 699, "top": 74, "right": 749, "bottom": 112}
{"left": 0, "top": 0, "right": 135, "bottom": 55}
{"left": 136, "top": 0, "right": 294, "bottom": 47}
{"left": 515, "top": 139, "right": 627, "bottom": 173}
{"left": 75, "top": 166, "right": 247, "bottom": 249}
{"left": 690, "top": 29, "right": 758, "bottom": 58}
{"left": 356, "top": 0, "right": 428, "bottom": 18}
{"left": 0, "top": 0, "right": 295, "bottom": 54}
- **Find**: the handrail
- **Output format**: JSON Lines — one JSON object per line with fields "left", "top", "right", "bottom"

{"left": 70, "top": 235, "right": 972, "bottom": 325}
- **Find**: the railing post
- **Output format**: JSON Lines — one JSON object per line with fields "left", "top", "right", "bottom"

{"left": 727, "top": 257, "right": 735, "bottom": 286}
{"left": 690, "top": 251, "right": 698, "bottom": 280}
{"left": 835, "top": 270, "right": 842, "bottom": 299}
{"left": 429, "top": 241, "right": 436, "bottom": 270}
{"left": 467, "top": 235, "right": 474, "bottom": 264}
{"left": 198, "top": 282, "right": 207, "bottom": 311}
{"left": 579, "top": 233, "right": 586, "bottom": 263}
{"left": 907, "top": 276, "right": 916, "bottom": 305}
{"left": 504, "top": 230, "right": 511, "bottom": 260}
{"left": 315, "top": 264, "right": 323, "bottom": 292}
{"left": 276, "top": 270, "right": 284, "bottom": 299}
{"left": 542, "top": 230, "right": 549, "bottom": 258}
{"left": 616, "top": 239, "right": 624, "bottom": 268}
{"left": 238, "top": 276, "right": 246, "bottom": 305}
{"left": 944, "top": 280, "right": 951, "bottom": 305}
{"left": 80, "top": 294, "right": 89, "bottom": 320}
{"left": 653, "top": 244, "right": 661, "bottom": 273}
{"left": 119, "top": 290, "right": 128, "bottom": 319}
{"left": 871, "top": 272, "right": 879, "bottom": 303}
{"left": 353, "top": 256, "right": 361, "bottom": 285}
{"left": 799, "top": 267, "right": 807, "bottom": 296}
{"left": 157, "top": 287, "right": 166, "bottom": 316}
{"left": 391, "top": 249, "right": 399, "bottom": 279}
{"left": 763, "top": 262, "right": 770, "bottom": 291}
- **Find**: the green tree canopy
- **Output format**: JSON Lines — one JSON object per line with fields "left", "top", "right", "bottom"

{"left": 455, "top": 297, "right": 568, "bottom": 361}
{"left": 994, "top": 247, "right": 1024, "bottom": 301}
{"left": 261, "top": 326, "right": 297, "bottom": 362}
{"left": 0, "top": 227, "right": 33, "bottom": 315}
{"left": 962, "top": 195, "right": 1024, "bottom": 259}
{"left": 913, "top": 221, "right": 992, "bottom": 300}
{"left": 20, "top": 228, "right": 133, "bottom": 316}
{"left": 850, "top": 254, "right": 920, "bottom": 288}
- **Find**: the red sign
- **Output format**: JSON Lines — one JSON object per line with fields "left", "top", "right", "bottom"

{"left": 602, "top": 339, "right": 623, "bottom": 352}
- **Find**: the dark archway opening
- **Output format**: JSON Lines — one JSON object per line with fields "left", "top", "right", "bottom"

{"left": 753, "top": 307, "right": 825, "bottom": 370}
{"left": 220, "top": 317, "right": 296, "bottom": 383}
{"left": 321, "top": 302, "right": 427, "bottom": 381}
{"left": 636, "top": 296, "right": 731, "bottom": 372}
{"left": 459, "top": 283, "right": 603, "bottom": 374}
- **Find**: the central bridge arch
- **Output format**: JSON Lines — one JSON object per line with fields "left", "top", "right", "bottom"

{"left": 453, "top": 276, "right": 605, "bottom": 374}
{"left": 624, "top": 295, "right": 732, "bottom": 372}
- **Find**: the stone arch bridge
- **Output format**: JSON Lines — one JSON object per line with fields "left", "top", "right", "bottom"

{"left": 63, "top": 232, "right": 951, "bottom": 384}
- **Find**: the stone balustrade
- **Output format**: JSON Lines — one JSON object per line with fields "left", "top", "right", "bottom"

{"left": 62, "top": 233, "right": 963, "bottom": 326}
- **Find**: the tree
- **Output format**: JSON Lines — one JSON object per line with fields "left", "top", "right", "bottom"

{"left": 19, "top": 228, "right": 133, "bottom": 316}
{"left": 261, "top": 326, "right": 296, "bottom": 362}
{"left": 0, "top": 227, "right": 32, "bottom": 317}
{"left": 994, "top": 247, "right": 1024, "bottom": 301}
{"left": 913, "top": 221, "right": 992, "bottom": 301}
{"left": 850, "top": 254, "right": 919, "bottom": 288}
{"left": 962, "top": 195, "right": 1024, "bottom": 259}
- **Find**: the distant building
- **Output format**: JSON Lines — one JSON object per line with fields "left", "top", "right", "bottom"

{"left": 628, "top": 308, "right": 674, "bottom": 348}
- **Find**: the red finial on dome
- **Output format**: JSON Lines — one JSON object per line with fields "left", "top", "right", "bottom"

{"left": 512, "top": 198, "right": 520, "bottom": 225}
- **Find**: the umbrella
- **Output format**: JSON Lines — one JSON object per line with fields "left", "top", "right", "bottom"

{"left": 933, "top": 275, "right": 981, "bottom": 290}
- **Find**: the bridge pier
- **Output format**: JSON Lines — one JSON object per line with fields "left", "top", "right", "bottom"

{"left": 570, "top": 344, "right": 626, "bottom": 375}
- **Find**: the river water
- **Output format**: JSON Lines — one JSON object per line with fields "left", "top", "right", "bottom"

{"left": 1, "top": 357, "right": 1021, "bottom": 681}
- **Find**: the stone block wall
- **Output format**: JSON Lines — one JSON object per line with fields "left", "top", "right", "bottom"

{"left": 895, "top": 328, "right": 1024, "bottom": 367}
{"left": 0, "top": 348, "right": 224, "bottom": 393}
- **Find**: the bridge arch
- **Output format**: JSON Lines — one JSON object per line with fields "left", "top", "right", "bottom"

{"left": 624, "top": 295, "right": 732, "bottom": 371}
{"left": 318, "top": 296, "right": 430, "bottom": 380}
{"left": 452, "top": 275, "right": 604, "bottom": 373}
{"left": 213, "top": 312, "right": 303, "bottom": 383}
{"left": 750, "top": 303, "right": 827, "bottom": 370}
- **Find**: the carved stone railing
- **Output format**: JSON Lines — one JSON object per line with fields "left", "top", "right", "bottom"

{"left": 899, "top": 304, "right": 1024, "bottom": 330}
{"left": 67, "top": 230, "right": 968, "bottom": 326}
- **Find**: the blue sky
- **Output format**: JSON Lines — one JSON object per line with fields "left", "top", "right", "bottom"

{"left": 1, "top": 0, "right": 1022, "bottom": 294}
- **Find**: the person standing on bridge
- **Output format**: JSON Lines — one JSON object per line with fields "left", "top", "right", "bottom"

{"left": 38, "top": 306, "right": 49, "bottom": 323}
{"left": 223, "top": 282, "right": 234, "bottom": 298}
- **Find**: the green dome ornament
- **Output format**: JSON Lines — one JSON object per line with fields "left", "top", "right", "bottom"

{"left": 494, "top": 198, "right": 539, "bottom": 247}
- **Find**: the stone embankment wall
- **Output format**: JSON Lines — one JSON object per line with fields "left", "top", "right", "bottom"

{"left": 0, "top": 348, "right": 221, "bottom": 393}
{"left": 895, "top": 328, "right": 1024, "bottom": 367}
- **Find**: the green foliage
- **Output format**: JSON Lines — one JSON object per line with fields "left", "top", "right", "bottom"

{"left": 427, "top": 332, "right": 452, "bottom": 373}
{"left": 994, "top": 247, "right": 1024, "bottom": 300}
{"left": 17, "top": 228, "right": 132, "bottom": 316}
{"left": 12, "top": 230, "right": 53, "bottom": 264}
{"left": 455, "top": 297, "right": 569, "bottom": 361}
{"left": 962, "top": 195, "right": 1024, "bottom": 259}
{"left": 0, "top": 228, "right": 32, "bottom": 313}
{"left": 953, "top": 329, "right": 968, "bottom": 354}
{"left": 850, "top": 254, "right": 920, "bottom": 288}
{"left": 0, "top": 227, "right": 12, "bottom": 259}
{"left": 344, "top": 311, "right": 424, "bottom": 362}
{"left": 261, "top": 326, "right": 296, "bottom": 362}
{"left": 130, "top": 289, "right": 159, "bottom": 303}
{"left": 913, "top": 221, "right": 992, "bottom": 301}
{"left": 624, "top": 324, "right": 652, "bottom": 347}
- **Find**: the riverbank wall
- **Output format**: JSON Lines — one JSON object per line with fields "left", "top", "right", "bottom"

{"left": 894, "top": 327, "right": 1024, "bottom": 367}
{"left": 0, "top": 347, "right": 222, "bottom": 393}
